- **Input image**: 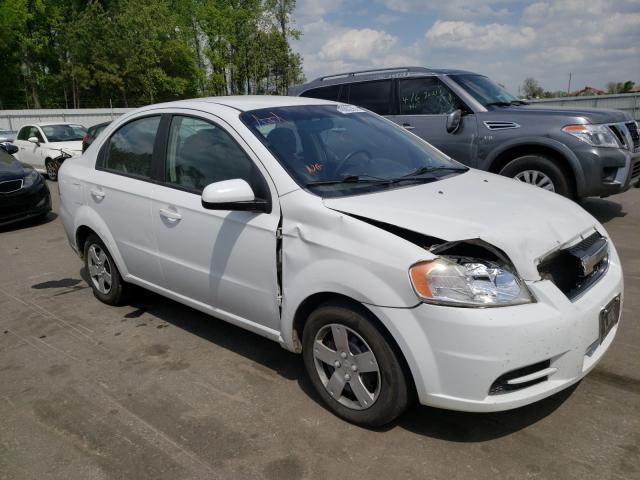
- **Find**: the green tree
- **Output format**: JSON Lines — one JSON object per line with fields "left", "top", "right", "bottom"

{"left": 521, "top": 77, "right": 544, "bottom": 99}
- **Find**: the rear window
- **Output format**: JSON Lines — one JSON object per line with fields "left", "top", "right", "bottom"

{"left": 301, "top": 85, "right": 341, "bottom": 101}
{"left": 104, "top": 116, "right": 160, "bottom": 178}
{"left": 347, "top": 80, "right": 392, "bottom": 115}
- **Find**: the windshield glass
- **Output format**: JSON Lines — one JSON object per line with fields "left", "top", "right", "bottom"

{"left": 450, "top": 74, "right": 519, "bottom": 107}
{"left": 240, "top": 105, "right": 466, "bottom": 198}
{"left": 41, "top": 124, "right": 87, "bottom": 142}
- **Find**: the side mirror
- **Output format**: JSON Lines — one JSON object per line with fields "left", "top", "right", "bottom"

{"left": 28, "top": 136, "right": 40, "bottom": 145}
{"left": 446, "top": 109, "right": 462, "bottom": 134}
{"left": 0, "top": 143, "right": 18, "bottom": 155}
{"left": 201, "top": 179, "right": 269, "bottom": 212}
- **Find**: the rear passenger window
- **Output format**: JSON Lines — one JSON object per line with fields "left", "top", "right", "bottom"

{"left": 348, "top": 80, "right": 392, "bottom": 115}
{"left": 105, "top": 116, "right": 160, "bottom": 178}
{"left": 399, "top": 78, "right": 463, "bottom": 115}
{"left": 301, "top": 85, "right": 341, "bottom": 101}
{"left": 165, "top": 116, "right": 263, "bottom": 194}
{"left": 17, "top": 127, "right": 30, "bottom": 140}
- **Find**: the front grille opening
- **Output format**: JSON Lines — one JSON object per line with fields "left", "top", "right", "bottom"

{"left": 0, "top": 179, "right": 23, "bottom": 194}
{"left": 538, "top": 232, "right": 608, "bottom": 300}
{"left": 489, "top": 360, "right": 551, "bottom": 395}
{"left": 608, "top": 125, "right": 627, "bottom": 148}
{"left": 626, "top": 121, "right": 639, "bottom": 150}
{"left": 631, "top": 160, "right": 640, "bottom": 181}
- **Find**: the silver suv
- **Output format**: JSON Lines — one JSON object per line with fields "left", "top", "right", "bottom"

{"left": 290, "top": 67, "right": 640, "bottom": 199}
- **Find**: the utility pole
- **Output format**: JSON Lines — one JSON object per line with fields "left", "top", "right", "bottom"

{"left": 567, "top": 72, "right": 572, "bottom": 95}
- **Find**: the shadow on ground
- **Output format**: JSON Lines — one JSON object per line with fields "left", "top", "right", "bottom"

{"left": 0, "top": 211, "right": 58, "bottom": 233}
{"left": 580, "top": 198, "right": 626, "bottom": 224}
{"left": 74, "top": 268, "right": 576, "bottom": 443}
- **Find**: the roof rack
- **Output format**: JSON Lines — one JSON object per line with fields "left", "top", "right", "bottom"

{"left": 313, "top": 66, "right": 432, "bottom": 82}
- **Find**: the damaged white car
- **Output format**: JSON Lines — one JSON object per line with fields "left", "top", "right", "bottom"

{"left": 59, "top": 96, "right": 623, "bottom": 426}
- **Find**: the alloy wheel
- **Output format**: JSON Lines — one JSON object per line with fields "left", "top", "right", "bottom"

{"left": 514, "top": 169, "right": 555, "bottom": 192}
{"left": 87, "top": 244, "right": 112, "bottom": 294}
{"left": 312, "top": 323, "right": 381, "bottom": 410}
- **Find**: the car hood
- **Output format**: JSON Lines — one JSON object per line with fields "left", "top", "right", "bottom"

{"left": 47, "top": 141, "right": 83, "bottom": 155}
{"left": 0, "top": 154, "right": 30, "bottom": 181}
{"left": 322, "top": 170, "right": 600, "bottom": 280}
{"left": 513, "top": 105, "right": 630, "bottom": 123}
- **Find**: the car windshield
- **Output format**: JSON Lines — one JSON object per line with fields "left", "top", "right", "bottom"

{"left": 450, "top": 74, "right": 520, "bottom": 107}
{"left": 41, "top": 124, "right": 87, "bottom": 142}
{"left": 240, "top": 105, "right": 467, "bottom": 198}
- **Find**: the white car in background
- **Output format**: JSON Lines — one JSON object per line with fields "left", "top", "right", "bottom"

{"left": 58, "top": 96, "right": 622, "bottom": 426}
{"left": 13, "top": 122, "right": 87, "bottom": 180}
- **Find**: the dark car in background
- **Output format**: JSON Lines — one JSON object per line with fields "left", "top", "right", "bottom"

{"left": 82, "top": 121, "right": 110, "bottom": 152}
{"left": 0, "top": 145, "right": 51, "bottom": 227}
{"left": 290, "top": 67, "right": 640, "bottom": 199}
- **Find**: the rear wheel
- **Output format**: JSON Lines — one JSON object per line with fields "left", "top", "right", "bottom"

{"left": 302, "top": 302, "right": 412, "bottom": 427}
{"left": 45, "top": 158, "right": 60, "bottom": 181}
{"left": 84, "top": 234, "right": 127, "bottom": 305}
{"left": 500, "top": 154, "right": 571, "bottom": 197}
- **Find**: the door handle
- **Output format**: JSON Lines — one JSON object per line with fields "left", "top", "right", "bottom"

{"left": 159, "top": 208, "right": 182, "bottom": 221}
{"left": 402, "top": 123, "right": 415, "bottom": 130}
{"left": 90, "top": 188, "right": 105, "bottom": 199}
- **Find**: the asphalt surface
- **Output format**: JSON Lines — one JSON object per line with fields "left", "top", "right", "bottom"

{"left": 1, "top": 181, "right": 639, "bottom": 480}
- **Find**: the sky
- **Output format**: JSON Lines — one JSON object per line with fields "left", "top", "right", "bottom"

{"left": 291, "top": 0, "right": 640, "bottom": 95}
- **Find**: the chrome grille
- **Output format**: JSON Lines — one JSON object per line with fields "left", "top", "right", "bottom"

{"left": 0, "top": 179, "right": 23, "bottom": 194}
{"left": 627, "top": 121, "right": 639, "bottom": 151}
{"left": 607, "top": 122, "right": 638, "bottom": 151}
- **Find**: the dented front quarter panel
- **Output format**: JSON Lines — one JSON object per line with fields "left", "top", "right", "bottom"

{"left": 278, "top": 189, "right": 429, "bottom": 349}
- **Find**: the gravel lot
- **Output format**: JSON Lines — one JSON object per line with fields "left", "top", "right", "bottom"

{"left": 1, "top": 181, "right": 639, "bottom": 480}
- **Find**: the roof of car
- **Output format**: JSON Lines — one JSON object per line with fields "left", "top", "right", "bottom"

{"left": 288, "top": 66, "right": 480, "bottom": 94}
{"left": 22, "top": 122, "right": 84, "bottom": 127}
{"left": 152, "top": 95, "right": 337, "bottom": 112}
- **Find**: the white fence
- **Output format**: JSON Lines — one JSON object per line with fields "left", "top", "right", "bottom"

{"left": 1, "top": 93, "right": 639, "bottom": 131}
{"left": 529, "top": 93, "right": 640, "bottom": 121}
{"left": 0, "top": 108, "right": 132, "bottom": 131}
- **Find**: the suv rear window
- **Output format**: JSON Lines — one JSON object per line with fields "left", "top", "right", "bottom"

{"left": 347, "top": 80, "right": 392, "bottom": 115}
{"left": 301, "top": 85, "right": 341, "bottom": 101}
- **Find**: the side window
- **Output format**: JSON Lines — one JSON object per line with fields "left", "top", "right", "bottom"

{"left": 348, "top": 80, "right": 392, "bottom": 115}
{"left": 300, "top": 85, "right": 341, "bottom": 101}
{"left": 165, "top": 116, "right": 262, "bottom": 195}
{"left": 17, "top": 127, "right": 30, "bottom": 140}
{"left": 399, "top": 78, "right": 464, "bottom": 115}
{"left": 104, "top": 116, "right": 160, "bottom": 178}
{"left": 31, "top": 127, "right": 44, "bottom": 142}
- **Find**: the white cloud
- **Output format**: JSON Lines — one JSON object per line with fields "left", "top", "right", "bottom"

{"left": 320, "top": 28, "right": 399, "bottom": 61}
{"left": 425, "top": 20, "right": 536, "bottom": 51}
{"left": 381, "top": 0, "right": 512, "bottom": 19}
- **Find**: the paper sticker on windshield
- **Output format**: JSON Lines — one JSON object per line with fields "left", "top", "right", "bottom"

{"left": 336, "top": 104, "right": 365, "bottom": 114}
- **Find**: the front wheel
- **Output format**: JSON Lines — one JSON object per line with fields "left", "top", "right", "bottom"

{"left": 302, "top": 302, "right": 412, "bottom": 427}
{"left": 500, "top": 154, "right": 572, "bottom": 197}
{"left": 45, "top": 158, "right": 60, "bottom": 181}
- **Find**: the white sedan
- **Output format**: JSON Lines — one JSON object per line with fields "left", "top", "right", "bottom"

{"left": 58, "top": 96, "right": 622, "bottom": 426}
{"left": 13, "top": 122, "right": 87, "bottom": 180}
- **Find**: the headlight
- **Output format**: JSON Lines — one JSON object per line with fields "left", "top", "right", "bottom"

{"left": 562, "top": 124, "right": 620, "bottom": 148}
{"left": 22, "top": 169, "right": 41, "bottom": 187}
{"left": 409, "top": 257, "right": 533, "bottom": 307}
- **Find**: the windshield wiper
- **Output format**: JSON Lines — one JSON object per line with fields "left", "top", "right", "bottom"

{"left": 484, "top": 101, "right": 512, "bottom": 108}
{"left": 305, "top": 174, "right": 391, "bottom": 187}
{"left": 510, "top": 100, "right": 529, "bottom": 105}
{"left": 397, "top": 165, "right": 468, "bottom": 179}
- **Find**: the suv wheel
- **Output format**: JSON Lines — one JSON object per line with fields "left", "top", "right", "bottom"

{"left": 84, "top": 234, "right": 127, "bottom": 305}
{"left": 302, "top": 302, "right": 412, "bottom": 427}
{"left": 45, "top": 158, "right": 60, "bottom": 181}
{"left": 500, "top": 155, "right": 571, "bottom": 197}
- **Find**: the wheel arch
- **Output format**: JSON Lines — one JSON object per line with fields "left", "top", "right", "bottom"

{"left": 483, "top": 138, "right": 586, "bottom": 197}
{"left": 290, "top": 291, "right": 417, "bottom": 396}
{"left": 72, "top": 205, "right": 129, "bottom": 278}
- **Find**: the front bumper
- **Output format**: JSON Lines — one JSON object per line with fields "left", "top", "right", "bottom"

{"left": 368, "top": 246, "right": 623, "bottom": 412}
{"left": 0, "top": 181, "right": 51, "bottom": 227}
{"left": 576, "top": 145, "right": 640, "bottom": 197}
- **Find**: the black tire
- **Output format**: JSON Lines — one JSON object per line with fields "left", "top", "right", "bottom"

{"left": 45, "top": 158, "right": 60, "bottom": 181}
{"left": 83, "top": 233, "right": 127, "bottom": 305}
{"left": 302, "top": 301, "right": 412, "bottom": 427}
{"left": 499, "top": 154, "right": 572, "bottom": 198}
